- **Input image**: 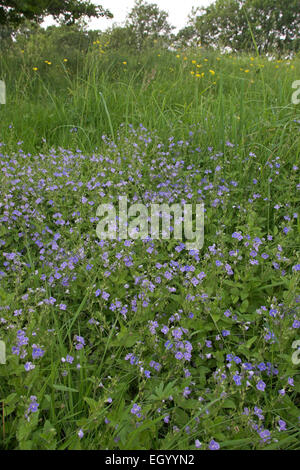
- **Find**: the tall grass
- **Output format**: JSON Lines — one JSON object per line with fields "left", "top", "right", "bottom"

{"left": 1, "top": 45, "right": 299, "bottom": 154}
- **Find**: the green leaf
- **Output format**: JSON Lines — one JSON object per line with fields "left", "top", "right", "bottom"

{"left": 20, "top": 440, "right": 33, "bottom": 450}
{"left": 246, "top": 336, "right": 258, "bottom": 349}
{"left": 240, "top": 299, "right": 249, "bottom": 312}
{"left": 84, "top": 396, "right": 101, "bottom": 413}
{"left": 222, "top": 399, "right": 236, "bottom": 409}
{"left": 211, "top": 313, "right": 221, "bottom": 323}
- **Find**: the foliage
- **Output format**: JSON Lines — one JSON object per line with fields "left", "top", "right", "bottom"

{"left": 126, "top": 0, "right": 174, "bottom": 50}
{"left": 180, "top": 0, "right": 300, "bottom": 54}
{"left": 98, "top": 25, "right": 138, "bottom": 52}
{"left": 0, "top": 14, "right": 299, "bottom": 453}
{"left": 0, "top": 0, "right": 112, "bottom": 26}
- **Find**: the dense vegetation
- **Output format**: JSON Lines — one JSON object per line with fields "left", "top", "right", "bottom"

{"left": 0, "top": 0, "right": 299, "bottom": 452}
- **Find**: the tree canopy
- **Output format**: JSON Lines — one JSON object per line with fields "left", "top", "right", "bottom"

{"left": 126, "top": 0, "right": 174, "bottom": 50}
{"left": 182, "top": 0, "right": 300, "bottom": 53}
{"left": 0, "top": 0, "right": 298, "bottom": 54}
{"left": 0, "top": 0, "right": 112, "bottom": 26}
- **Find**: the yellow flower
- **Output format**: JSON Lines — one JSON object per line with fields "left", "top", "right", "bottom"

{"left": 33, "top": 67, "right": 38, "bottom": 71}
{"left": 209, "top": 69, "right": 215, "bottom": 75}
{"left": 195, "top": 73, "right": 201, "bottom": 78}
{"left": 190, "top": 71, "right": 195, "bottom": 75}
{"left": 123, "top": 61, "right": 127, "bottom": 65}
{"left": 183, "top": 57, "right": 187, "bottom": 61}
{"left": 63, "top": 59, "right": 68, "bottom": 62}
{"left": 192, "top": 60, "right": 197, "bottom": 64}
{"left": 176, "top": 54, "right": 180, "bottom": 58}
{"left": 244, "top": 69, "right": 250, "bottom": 73}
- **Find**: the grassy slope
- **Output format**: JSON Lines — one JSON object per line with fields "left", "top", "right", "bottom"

{"left": 0, "top": 45, "right": 299, "bottom": 450}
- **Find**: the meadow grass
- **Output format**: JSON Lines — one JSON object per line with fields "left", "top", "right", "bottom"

{"left": 1, "top": 47, "right": 299, "bottom": 153}
{"left": 0, "top": 44, "right": 299, "bottom": 450}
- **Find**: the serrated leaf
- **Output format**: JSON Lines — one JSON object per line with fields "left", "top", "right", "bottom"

{"left": 84, "top": 396, "right": 100, "bottom": 412}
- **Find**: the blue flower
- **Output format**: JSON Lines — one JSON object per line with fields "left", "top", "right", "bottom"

{"left": 209, "top": 439, "right": 220, "bottom": 450}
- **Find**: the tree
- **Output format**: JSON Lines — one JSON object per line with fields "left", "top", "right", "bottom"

{"left": 180, "top": 0, "right": 300, "bottom": 54}
{"left": 99, "top": 25, "right": 137, "bottom": 51}
{"left": 175, "top": 25, "right": 199, "bottom": 49}
{"left": 247, "top": 0, "right": 300, "bottom": 53}
{"left": 0, "top": 0, "right": 112, "bottom": 27}
{"left": 14, "top": 22, "right": 97, "bottom": 57}
{"left": 126, "top": 0, "right": 174, "bottom": 50}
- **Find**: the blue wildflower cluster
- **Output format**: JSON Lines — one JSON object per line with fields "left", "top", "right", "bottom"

{"left": 0, "top": 124, "right": 299, "bottom": 450}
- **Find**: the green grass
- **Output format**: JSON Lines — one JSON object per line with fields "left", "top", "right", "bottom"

{"left": 1, "top": 46, "right": 299, "bottom": 153}
{"left": 0, "top": 43, "right": 299, "bottom": 450}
